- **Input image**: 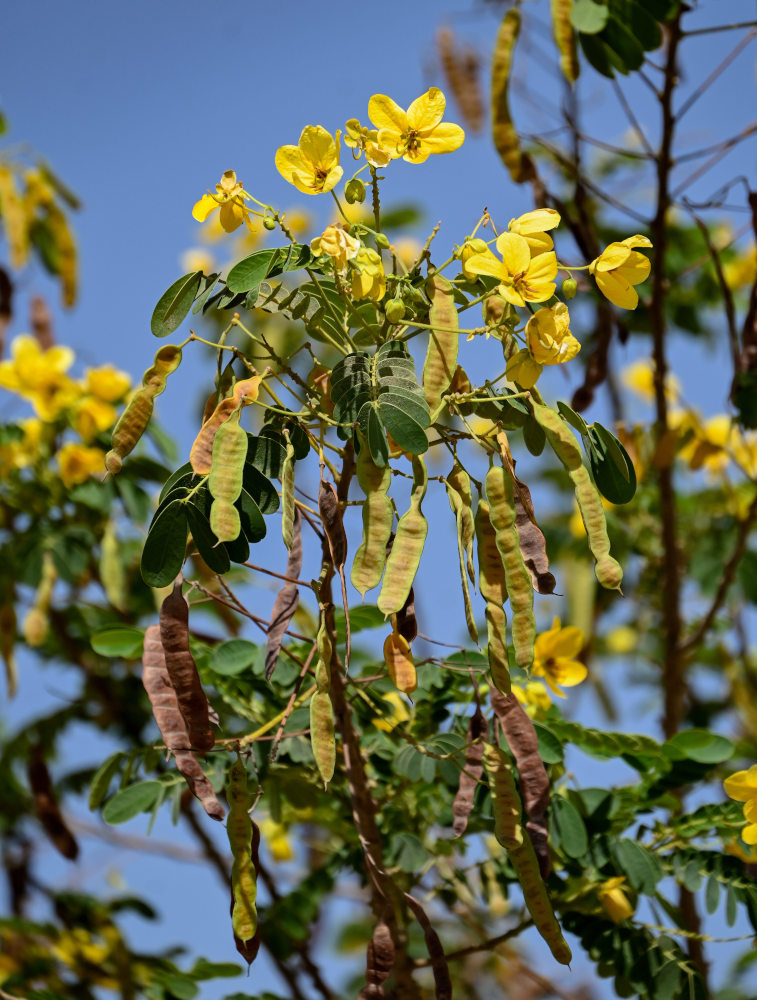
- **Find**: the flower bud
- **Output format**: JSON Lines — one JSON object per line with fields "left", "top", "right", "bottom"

{"left": 263, "top": 216, "right": 277, "bottom": 231}
{"left": 562, "top": 276, "right": 578, "bottom": 300}
{"left": 385, "top": 299, "right": 406, "bottom": 323}
{"left": 344, "top": 178, "right": 366, "bottom": 205}
{"left": 375, "top": 233, "right": 390, "bottom": 249}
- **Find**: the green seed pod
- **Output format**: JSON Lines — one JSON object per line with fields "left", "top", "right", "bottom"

{"left": 345, "top": 178, "right": 366, "bottom": 204}
{"left": 281, "top": 433, "right": 296, "bottom": 551}
{"left": 385, "top": 299, "right": 406, "bottom": 324}
{"left": 531, "top": 402, "right": 623, "bottom": 590}
{"left": 209, "top": 411, "right": 247, "bottom": 543}
{"left": 446, "top": 470, "right": 478, "bottom": 647}
{"left": 562, "top": 276, "right": 578, "bottom": 300}
{"left": 485, "top": 466, "right": 535, "bottom": 673}
{"left": 551, "top": 0, "right": 579, "bottom": 84}
{"left": 475, "top": 500, "right": 511, "bottom": 695}
{"left": 423, "top": 274, "right": 459, "bottom": 414}
{"left": 106, "top": 388, "right": 154, "bottom": 475}
{"left": 483, "top": 742, "right": 523, "bottom": 851}
{"left": 142, "top": 345, "right": 183, "bottom": 396}
{"left": 351, "top": 447, "right": 393, "bottom": 597}
{"left": 100, "top": 521, "right": 127, "bottom": 612}
{"left": 310, "top": 690, "right": 336, "bottom": 786}
{"left": 377, "top": 456, "right": 428, "bottom": 617}
{"left": 491, "top": 7, "right": 535, "bottom": 183}
{"left": 509, "top": 835, "right": 572, "bottom": 965}
{"left": 227, "top": 757, "right": 258, "bottom": 946}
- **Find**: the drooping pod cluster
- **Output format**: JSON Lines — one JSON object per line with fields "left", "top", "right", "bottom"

{"left": 227, "top": 757, "right": 259, "bottom": 956}
{"left": 106, "top": 344, "right": 183, "bottom": 475}
{"left": 475, "top": 500, "right": 511, "bottom": 694}
{"left": 485, "top": 463, "right": 536, "bottom": 672}
{"left": 310, "top": 598, "right": 336, "bottom": 786}
{"left": 377, "top": 455, "right": 428, "bottom": 617}
{"left": 190, "top": 375, "right": 261, "bottom": 476}
{"left": 531, "top": 401, "right": 623, "bottom": 590}
{"left": 423, "top": 274, "right": 459, "bottom": 415}
{"left": 351, "top": 446, "right": 393, "bottom": 598}
{"left": 446, "top": 461, "right": 478, "bottom": 646}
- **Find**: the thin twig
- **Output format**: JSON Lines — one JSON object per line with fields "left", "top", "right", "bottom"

{"left": 676, "top": 29, "right": 757, "bottom": 121}
{"left": 243, "top": 560, "right": 312, "bottom": 588}
{"left": 413, "top": 917, "right": 532, "bottom": 965}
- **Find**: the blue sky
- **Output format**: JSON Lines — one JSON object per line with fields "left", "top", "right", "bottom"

{"left": 2, "top": 1, "right": 757, "bottom": 997}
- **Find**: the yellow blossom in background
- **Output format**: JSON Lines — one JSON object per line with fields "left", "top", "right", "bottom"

{"left": 180, "top": 247, "right": 216, "bottom": 275}
{"left": 84, "top": 365, "right": 131, "bottom": 403}
{"left": 197, "top": 209, "right": 229, "bottom": 243}
{"left": 733, "top": 429, "right": 757, "bottom": 478}
{"left": 513, "top": 681, "right": 552, "bottom": 719}
{"left": 526, "top": 302, "right": 581, "bottom": 365}
{"left": 589, "top": 235, "right": 653, "bottom": 309}
{"left": 0, "top": 417, "right": 44, "bottom": 475}
{"left": 605, "top": 625, "right": 637, "bottom": 655}
{"left": 281, "top": 208, "right": 313, "bottom": 240}
{"left": 57, "top": 443, "right": 106, "bottom": 488}
{"left": 0, "top": 335, "right": 79, "bottom": 420}
{"left": 344, "top": 119, "right": 392, "bottom": 168}
{"left": 258, "top": 818, "right": 294, "bottom": 863}
{"left": 723, "top": 243, "right": 757, "bottom": 290}
{"left": 275, "top": 126, "right": 343, "bottom": 195}
{"left": 393, "top": 237, "right": 422, "bottom": 270}
{"left": 598, "top": 876, "right": 635, "bottom": 923}
{"left": 310, "top": 225, "right": 360, "bottom": 270}
{"left": 508, "top": 208, "right": 561, "bottom": 255}
{"left": 372, "top": 691, "right": 412, "bottom": 732}
{"left": 621, "top": 358, "right": 679, "bottom": 404}
{"left": 465, "top": 233, "right": 557, "bottom": 307}
{"left": 368, "top": 87, "right": 464, "bottom": 164}
{"left": 681, "top": 414, "right": 732, "bottom": 474}
{"left": 351, "top": 248, "right": 386, "bottom": 301}
{"left": 532, "top": 617, "right": 586, "bottom": 697}
{"left": 72, "top": 397, "right": 117, "bottom": 442}
{"left": 192, "top": 170, "right": 252, "bottom": 233}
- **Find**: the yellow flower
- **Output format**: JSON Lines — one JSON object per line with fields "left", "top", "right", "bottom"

{"left": 508, "top": 208, "right": 561, "bottom": 255}
{"left": 723, "top": 243, "right": 757, "bottom": 290}
{"left": 506, "top": 349, "right": 543, "bottom": 390}
{"left": 598, "top": 876, "right": 635, "bottom": 923}
{"left": 589, "top": 235, "right": 653, "bottom": 309}
{"left": 84, "top": 365, "right": 131, "bottom": 403}
{"left": 526, "top": 302, "right": 580, "bottom": 365}
{"left": 351, "top": 248, "right": 386, "bottom": 301}
{"left": 258, "top": 818, "right": 294, "bottom": 863}
{"left": 621, "top": 358, "right": 679, "bottom": 404}
{"left": 605, "top": 625, "right": 637, "bottom": 654}
{"left": 368, "top": 87, "right": 464, "bottom": 164}
{"left": 372, "top": 691, "right": 412, "bottom": 732}
{"left": 57, "top": 443, "right": 106, "bottom": 488}
{"left": 72, "top": 397, "right": 117, "bottom": 442}
{"left": 724, "top": 764, "right": 757, "bottom": 802}
{"left": 532, "top": 617, "right": 586, "bottom": 697}
{"left": 192, "top": 170, "right": 251, "bottom": 233}
{"left": 0, "top": 417, "right": 45, "bottom": 475}
{"left": 682, "top": 414, "right": 732, "bottom": 474}
{"left": 733, "top": 429, "right": 757, "bottom": 479}
{"left": 180, "top": 247, "right": 216, "bottom": 275}
{"left": 742, "top": 799, "right": 757, "bottom": 845}
{"left": 344, "top": 119, "right": 392, "bottom": 168}
{"left": 513, "top": 681, "right": 552, "bottom": 719}
{"left": 275, "top": 126, "right": 343, "bottom": 195}
{"left": 466, "top": 233, "right": 558, "bottom": 308}
{"left": 459, "top": 237, "right": 493, "bottom": 281}
{"left": 310, "top": 225, "right": 360, "bottom": 270}
{"left": 0, "top": 335, "right": 80, "bottom": 420}
{"left": 393, "top": 237, "right": 422, "bottom": 270}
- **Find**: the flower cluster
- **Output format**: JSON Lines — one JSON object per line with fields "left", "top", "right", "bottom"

{"left": 0, "top": 335, "right": 130, "bottom": 487}
{"left": 724, "top": 765, "right": 757, "bottom": 845}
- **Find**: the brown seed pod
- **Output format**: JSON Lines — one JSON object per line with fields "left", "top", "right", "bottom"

{"left": 452, "top": 704, "right": 486, "bottom": 837}
{"left": 395, "top": 587, "right": 417, "bottom": 645}
{"left": 265, "top": 508, "right": 303, "bottom": 681}
{"left": 358, "top": 918, "right": 395, "bottom": 1000}
{"left": 189, "top": 396, "right": 238, "bottom": 476}
{"left": 159, "top": 583, "right": 215, "bottom": 753}
{"left": 403, "top": 892, "right": 452, "bottom": 1000}
{"left": 27, "top": 744, "right": 78, "bottom": 861}
{"left": 513, "top": 478, "right": 557, "bottom": 595}
{"left": 436, "top": 26, "right": 485, "bottom": 134}
{"left": 319, "top": 478, "right": 350, "bottom": 670}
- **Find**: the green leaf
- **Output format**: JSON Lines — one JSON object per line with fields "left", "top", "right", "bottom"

{"left": 705, "top": 874, "right": 721, "bottom": 914}
{"left": 550, "top": 796, "right": 589, "bottom": 858}
{"left": 191, "top": 273, "right": 221, "bottom": 315}
{"left": 190, "top": 960, "right": 242, "bottom": 981}
{"left": 102, "top": 781, "right": 163, "bottom": 824}
{"left": 738, "top": 550, "right": 757, "bottom": 604}
{"left": 588, "top": 423, "right": 637, "bottom": 504}
{"left": 665, "top": 730, "right": 733, "bottom": 764}
{"left": 141, "top": 499, "right": 188, "bottom": 587}
{"left": 557, "top": 400, "right": 590, "bottom": 436}
{"left": 242, "top": 463, "right": 279, "bottom": 515}
{"left": 236, "top": 488, "right": 266, "bottom": 544}
{"left": 209, "top": 639, "right": 259, "bottom": 677}
{"left": 579, "top": 32, "right": 616, "bottom": 77}
{"left": 151, "top": 271, "right": 203, "bottom": 338}
{"left": 185, "top": 504, "right": 231, "bottom": 575}
{"left": 523, "top": 413, "right": 546, "bottom": 456}
{"left": 390, "top": 832, "right": 428, "bottom": 873}
{"left": 91, "top": 627, "right": 145, "bottom": 659}
{"left": 226, "top": 244, "right": 311, "bottom": 294}
{"left": 247, "top": 432, "right": 287, "bottom": 479}
{"left": 88, "top": 752, "right": 125, "bottom": 811}
{"left": 601, "top": 14, "right": 645, "bottom": 72}
{"left": 333, "top": 604, "right": 386, "bottom": 635}
{"left": 571, "top": 0, "right": 610, "bottom": 33}
{"left": 610, "top": 0, "right": 662, "bottom": 50}
{"left": 613, "top": 839, "right": 662, "bottom": 894}
{"left": 533, "top": 723, "right": 564, "bottom": 764}
{"left": 159, "top": 463, "right": 196, "bottom": 504}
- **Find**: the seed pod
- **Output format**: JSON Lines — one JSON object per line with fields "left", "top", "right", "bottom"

{"left": 22, "top": 553, "right": 56, "bottom": 647}
{"left": 227, "top": 758, "right": 258, "bottom": 946}
{"left": 209, "top": 411, "right": 247, "bottom": 543}
{"left": 351, "top": 447, "right": 393, "bottom": 597}
{"left": 310, "top": 690, "right": 336, "bottom": 786}
{"left": 447, "top": 470, "right": 478, "bottom": 647}
{"left": 281, "top": 433, "right": 296, "bottom": 551}
{"left": 142, "top": 344, "right": 183, "bottom": 396}
{"left": 513, "top": 478, "right": 557, "bottom": 595}
{"left": 485, "top": 466, "right": 535, "bottom": 673}
{"left": 492, "top": 688, "right": 550, "bottom": 877}
{"left": 27, "top": 744, "right": 78, "bottom": 861}
{"left": 551, "top": 0, "right": 579, "bottom": 84}
{"left": 395, "top": 587, "right": 417, "bottom": 645}
{"left": 383, "top": 627, "right": 417, "bottom": 694}
{"left": 377, "top": 455, "right": 428, "bottom": 617}
{"left": 190, "top": 376, "right": 260, "bottom": 477}
{"left": 46, "top": 203, "right": 78, "bottom": 308}
{"left": 491, "top": 7, "right": 535, "bottom": 183}
{"left": 106, "top": 388, "right": 154, "bottom": 475}
{"left": 319, "top": 479, "right": 350, "bottom": 670}
{"left": 265, "top": 507, "right": 302, "bottom": 681}
{"left": 159, "top": 582, "right": 214, "bottom": 753}
{"left": 531, "top": 402, "right": 623, "bottom": 590}
{"left": 483, "top": 742, "right": 523, "bottom": 851}
{"left": 475, "top": 500, "right": 511, "bottom": 694}
{"left": 452, "top": 705, "right": 486, "bottom": 836}
{"left": 403, "top": 892, "right": 453, "bottom": 1000}
{"left": 0, "top": 167, "right": 29, "bottom": 269}
{"left": 99, "top": 521, "right": 127, "bottom": 611}
{"left": 447, "top": 462, "right": 476, "bottom": 584}
{"left": 358, "top": 917, "right": 395, "bottom": 1000}
{"left": 509, "top": 835, "right": 572, "bottom": 966}
{"left": 423, "top": 274, "right": 459, "bottom": 413}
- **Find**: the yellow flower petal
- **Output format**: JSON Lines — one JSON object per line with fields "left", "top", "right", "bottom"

{"left": 368, "top": 94, "right": 408, "bottom": 134}
{"left": 274, "top": 145, "right": 304, "bottom": 184}
{"left": 595, "top": 270, "right": 639, "bottom": 309}
{"left": 744, "top": 822, "right": 757, "bottom": 845}
{"left": 496, "top": 232, "right": 531, "bottom": 275}
{"left": 506, "top": 349, "right": 542, "bottom": 389}
{"left": 298, "top": 125, "right": 338, "bottom": 170}
{"left": 192, "top": 194, "right": 218, "bottom": 223}
{"left": 725, "top": 765, "right": 757, "bottom": 802}
{"left": 407, "top": 87, "right": 446, "bottom": 132}
{"left": 219, "top": 200, "right": 245, "bottom": 233}
{"left": 420, "top": 122, "right": 465, "bottom": 155}
{"left": 509, "top": 208, "right": 561, "bottom": 235}
{"left": 465, "top": 250, "right": 504, "bottom": 281}
{"left": 595, "top": 243, "right": 634, "bottom": 272}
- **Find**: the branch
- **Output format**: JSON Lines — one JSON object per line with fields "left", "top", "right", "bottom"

{"left": 413, "top": 917, "right": 532, "bottom": 965}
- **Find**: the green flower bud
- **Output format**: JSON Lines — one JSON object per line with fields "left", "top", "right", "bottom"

{"left": 344, "top": 178, "right": 366, "bottom": 205}
{"left": 375, "top": 233, "right": 390, "bottom": 249}
{"left": 263, "top": 216, "right": 277, "bottom": 231}
{"left": 562, "top": 276, "right": 578, "bottom": 300}
{"left": 385, "top": 299, "right": 406, "bottom": 323}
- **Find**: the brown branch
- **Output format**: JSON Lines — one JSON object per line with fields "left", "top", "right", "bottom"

{"left": 413, "top": 917, "right": 532, "bottom": 965}
{"left": 242, "top": 560, "right": 312, "bottom": 588}
{"left": 69, "top": 817, "right": 205, "bottom": 863}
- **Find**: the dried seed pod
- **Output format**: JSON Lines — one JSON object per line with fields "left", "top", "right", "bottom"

{"left": 319, "top": 478, "right": 350, "bottom": 670}
{"left": 485, "top": 466, "right": 535, "bottom": 673}
{"left": 475, "top": 500, "right": 511, "bottom": 695}
{"left": 403, "top": 892, "right": 453, "bottom": 1000}
{"left": 190, "top": 376, "right": 261, "bottom": 477}
{"left": 491, "top": 6, "right": 535, "bottom": 183}
{"left": 483, "top": 742, "right": 523, "bottom": 851}
{"left": 351, "top": 446, "right": 393, "bottom": 597}
{"left": 227, "top": 758, "right": 258, "bottom": 947}
{"left": 383, "top": 627, "right": 417, "bottom": 694}
{"left": 27, "top": 744, "right": 78, "bottom": 861}
{"left": 423, "top": 274, "right": 459, "bottom": 414}
{"left": 513, "top": 478, "right": 557, "bottom": 595}
{"left": 159, "top": 582, "right": 214, "bottom": 753}
{"left": 209, "top": 411, "right": 247, "bottom": 543}
{"left": 358, "top": 917, "right": 395, "bottom": 1000}
{"left": 377, "top": 455, "right": 428, "bottom": 617}
{"left": 436, "top": 26, "right": 485, "bottom": 134}
{"left": 531, "top": 402, "right": 622, "bottom": 590}
{"left": 395, "top": 587, "right": 417, "bottom": 645}
{"left": 265, "top": 507, "right": 302, "bottom": 681}
{"left": 452, "top": 705, "right": 486, "bottom": 836}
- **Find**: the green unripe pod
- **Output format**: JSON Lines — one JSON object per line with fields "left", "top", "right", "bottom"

{"left": 562, "top": 276, "right": 578, "bottom": 300}
{"left": 385, "top": 299, "right": 406, "bottom": 324}
{"left": 344, "top": 178, "right": 366, "bottom": 204}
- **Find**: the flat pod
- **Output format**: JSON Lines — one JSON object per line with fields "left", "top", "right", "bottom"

{"left": 265, "top": 507, "right": 302, "bottom": 681}
{"left": 447, "top": 473, "right": 478, "bottom": 646}
{"left": 377, "top": 455, "right": 428, "bottom": 617}
{"left": 513, "top": 478, "right": 557, "bottom": 595}
{"left": 383, "top": 629, "right": 417, "bottom": 694}
{"left": 452, "top": 705, "right": 486, "bottom": 837}
{"left": 483, "top": 742, "right": 523, "bottom": 851}
{"left": 310, "top": 690, "right": 336, "bottom": 785}
{"left": 475, "top": 500, "right": 511, "bottom": 694}
{"left": 423, "top": 274, "right": 459, "bottom": 413}
{"left": 491, "top": 6, "right": 535, "bottom": 183}
{"left": 27, "top": 744, "right": 79, "bottom": 861}
{"left": 351, "top": 446, "right": 393, "bottom": 597}
{"left": 106, "top": 389, "right": 154, "bottom": 475}
{"left": 281, "top": 435, "right": 296, "bottom": 551}
{"left": 509, "top": 835, "right": 572, "bottom": 966}
{"left": 209, "top": 414, "right": 247, "bottom": 543}
{"left": 227, "top": 758, "right": 258, "bottom": 945}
